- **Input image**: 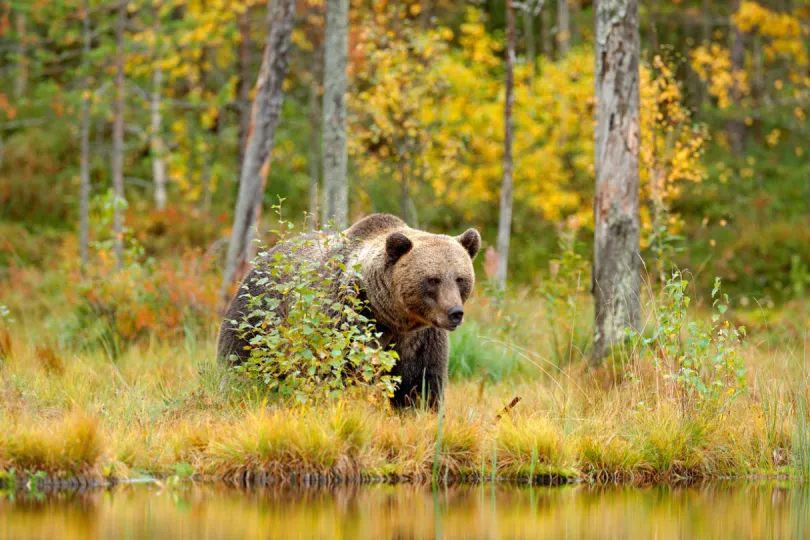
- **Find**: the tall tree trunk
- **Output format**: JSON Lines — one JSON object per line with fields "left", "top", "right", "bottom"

{"left": 571, "top": 0, "right": 580, "bottom": 47}
{"left": 237, "top": 7, "right": 252, "bottom": 169}
{"left": 321, "top": 0, "right": 349, "bottom": 230}
{"left": 541, "top": 4, "right": 553, "bottom": 58}
{"left": 220, "top": 0, "right": 296, "bottom": 306}
{"left": 495, "top": 0, "right": 516, "bottom": 291}
{"left": 523, "top": 8, "right": 536, "bottom": 82}
{"left": 399, "top": 160, "right": 409, "bottom": 223}
{"left": 79, "top": 2, "right": 92, "bottom": 268}
{"left": 14, "top": 12, "right": 27, "bottom": 98}
{"left": 752, "top": 34, "right": 763, "bottom": 146}
{"left": 728, "top": 0, "right": 746, "bottom": 156}
{"left": 591, "top": 0, "right": 641, "bottom": 366}
{"left": 421, "top": 0, "right": 431, "bottom": 30}
{"left": 701, "top": 0, "right": 711, "bottom": 45}
{"left": 557, "top": 0, "right": 570, "bottom": 56}
{"left": 200, "top": 110, "right": 225, "bottom": 211}
{"left": 112, "top": 0, "right": 127, "bottom": 266}
{"left": 308, "top": 86, "right": 320, "bottom": 230}
{"left": 151, "top": 14, "right": 167, "bottom": 210}
{"left": 697, "top": 0, "right": 712, "bottom": 111}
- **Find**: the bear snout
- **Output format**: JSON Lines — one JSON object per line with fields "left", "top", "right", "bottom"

{"left": 447, "top": 306, "right": 464, "bottom": 328}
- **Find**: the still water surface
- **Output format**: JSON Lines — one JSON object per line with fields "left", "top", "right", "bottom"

{"left": 1, "top": 481, "right": 809, "bottom": 539}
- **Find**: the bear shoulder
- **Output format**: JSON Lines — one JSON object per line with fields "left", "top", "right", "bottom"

{"left": 345, "top": 214, "right": 407, "bottom": 241}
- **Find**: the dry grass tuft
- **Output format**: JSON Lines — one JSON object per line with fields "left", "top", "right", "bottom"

{"left": 35, "top": 342, "right": 64, "bottom": 375}
{"left": 1, "top": 410, "right": 102, "bottom": 476}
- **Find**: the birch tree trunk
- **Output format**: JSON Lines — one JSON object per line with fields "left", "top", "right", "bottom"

{"left": 495, "top": 0, "right": 516, "bottom": 291}
{"left": 321, "top": 0, "right": 349, "bottom": 230}
{"left": 220, "top": 0, "right": 296, "bottom": 306}
{"left": 79, "top": 2, "right": 92, "bottom": 268}
{"left": 308, "top": 72, "right": 320, "bottom": 230}
{"left": 14, "top": 12, "right": 27, "bottom": 98}
{"left": 591, "top": 0, "right": 641, "bottom": 366}
{"left": 112, "top": 0, "right": 127, "bottom": 266}
{"left": 557, "top": 0, "right": 570, "bottom": 56}
{"left": 237, "top": 7, "right": 252, "bottom": 169}
{"left": 151, "top": 13, "right": 167, "bottom": 210}
{"left": 728, "top": 0, "right": 747, "bottom": 156}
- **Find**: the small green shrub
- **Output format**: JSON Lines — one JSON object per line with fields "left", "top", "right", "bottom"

{"left": 537, "top": 228, "right": 591, "bottom": 366}
{"left": 630, "top": 272, "right": 748, "bottom": 405}
{"left": 229, "top": 208, "right": 399, "bottom": 405}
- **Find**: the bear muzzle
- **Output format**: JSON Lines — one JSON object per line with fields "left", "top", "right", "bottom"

{"left": 446, "top": 306, "right": 464, "bottom": 329}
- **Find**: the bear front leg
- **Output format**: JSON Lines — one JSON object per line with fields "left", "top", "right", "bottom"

{"left": 390, "top": 327, "right": 449, "bottom": 410}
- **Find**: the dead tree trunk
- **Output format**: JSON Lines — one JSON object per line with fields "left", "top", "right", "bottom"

{"left": 591, "top": 0, "right": 641, "bottom": 366}
{"left": 151, "top": 13, "right": 167, "bottom": 210}
{"left": 112, "top": 0, "right": 127, "bottom": 266}
{"left": 79, "top": 2, "right": 92, "bottom": 268}
{"left": 320, "top": 0, "right": 349, "bottom": 230}
{"left": 220, "top": 0, "right": 296, "bottom": 306}
{"left": 495, "top": 0, "right": 516, "bottom": 290}
{"left": 728, "top": 0, "right": 747, "bottom": 156}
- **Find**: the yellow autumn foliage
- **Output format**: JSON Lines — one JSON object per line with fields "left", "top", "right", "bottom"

{"left": 350, "top": 9, "right": 705, "bottom": 241}
{"left": 733, "top": 1, "right": 807, "bottom": 66}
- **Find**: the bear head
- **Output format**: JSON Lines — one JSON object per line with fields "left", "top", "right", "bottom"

{"left": 385, "top": 228, "right": 481, "bottom": 332}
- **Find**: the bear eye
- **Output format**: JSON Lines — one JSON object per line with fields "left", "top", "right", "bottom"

{"left": 456, "top": 277, "right": 466, "bottom": 286}
{"left": 427, "top": 277, "right": 441, "bottom": 287}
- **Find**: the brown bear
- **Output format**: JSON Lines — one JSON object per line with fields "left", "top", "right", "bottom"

{"left": 217, "top": 214, "right": 481, "bottom": 408}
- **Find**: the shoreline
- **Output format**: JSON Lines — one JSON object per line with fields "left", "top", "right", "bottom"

{"left": 3, "top": 469, "right": 801, "bottom": 495}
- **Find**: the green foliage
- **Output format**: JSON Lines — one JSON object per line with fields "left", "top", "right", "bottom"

{"left": 537, "top": 227, "right": 591, "bottom": 366}
{"left": 631, "top": 273, "right": 748, "bottom": 404}
{"left": 229, "top": 208, "right": 398, "bottom": 405}
{"left": 789, "top": 255, "right": 810, "bottom": 298}
{"left": 446, "top": 321, "right": 522, "bottom": 383}
{"left": 793, "top": 394, "right": 810, "bottom": 478}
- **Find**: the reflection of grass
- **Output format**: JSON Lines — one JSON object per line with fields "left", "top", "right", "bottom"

{"left": 4, "top": 481, "right": 810, "bottom": 539}
{"left": 0, "top": 293, "right": 809, "bottom": 488}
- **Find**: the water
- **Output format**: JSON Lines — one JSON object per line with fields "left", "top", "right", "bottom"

{"left": 1, "top": 482, "right": 809, "bottom": 539}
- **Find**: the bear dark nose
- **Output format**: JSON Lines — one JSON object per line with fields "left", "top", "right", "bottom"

{"left": 448, "top": 306, "right": 464, "bottom": 326}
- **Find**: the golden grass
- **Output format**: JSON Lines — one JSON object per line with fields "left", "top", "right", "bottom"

{"left": 0, "top": 410, "right": 102, "bottom": 476}
{"left": 0, "top": 297, "right": 808, "bottom": 487}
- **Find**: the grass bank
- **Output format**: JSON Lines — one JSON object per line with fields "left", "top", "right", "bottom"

{"left": 1, "top": 292, "right": 808, "bottom": 491}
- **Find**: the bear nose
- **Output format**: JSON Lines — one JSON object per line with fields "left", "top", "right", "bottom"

{"left": 448, "top": 306, "right": 464, "bottom": 326}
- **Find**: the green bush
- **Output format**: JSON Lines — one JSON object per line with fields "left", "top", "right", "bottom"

{"left": 229, "top": 217, "right": 399, "bottom": 405}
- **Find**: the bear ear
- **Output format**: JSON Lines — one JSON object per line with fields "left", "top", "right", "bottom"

{"left": 456, "top": 229, "right": 481, "bottom": 260}
{"left": 385, "top": 232, "right": 413, "bottom": 265}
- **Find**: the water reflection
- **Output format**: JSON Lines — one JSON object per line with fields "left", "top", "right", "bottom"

{"left": 1, "top": 481, "right": 808, "bottom": 539}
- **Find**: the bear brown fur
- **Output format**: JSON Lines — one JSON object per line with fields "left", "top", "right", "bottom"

{"left": 217, "top": 214, "right": 481, "bottom": 408}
